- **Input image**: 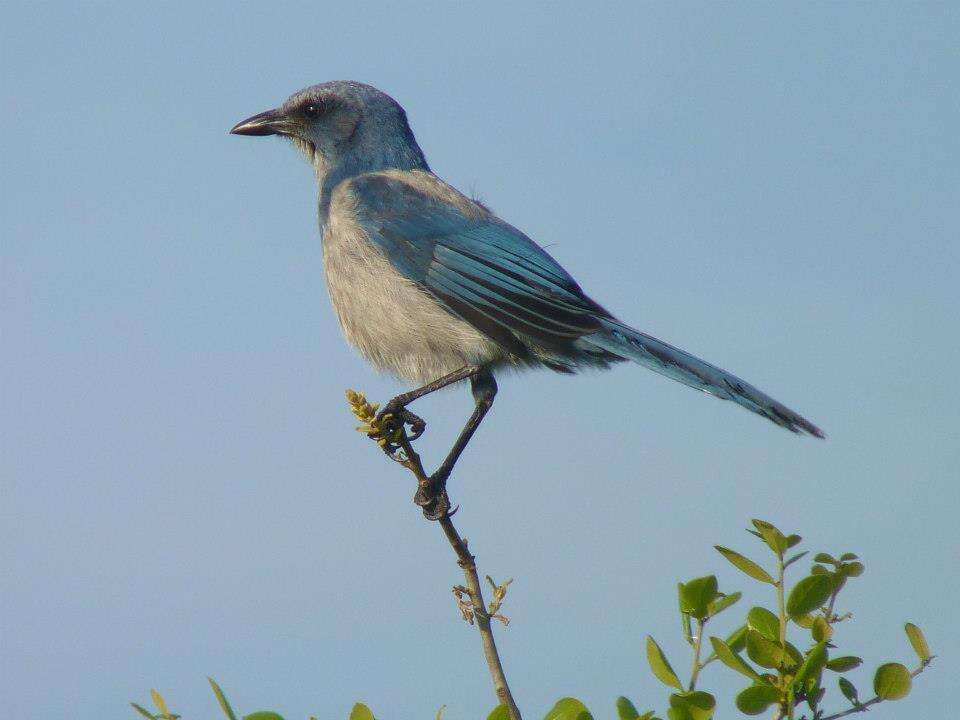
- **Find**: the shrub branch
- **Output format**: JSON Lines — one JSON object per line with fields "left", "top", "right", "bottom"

{"left": 347, "top": 390, "right": 522, "bottom": 720}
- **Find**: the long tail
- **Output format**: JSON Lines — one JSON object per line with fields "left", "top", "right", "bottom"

{"left": 581, "top": 318, "right": 824, "bottom": 437}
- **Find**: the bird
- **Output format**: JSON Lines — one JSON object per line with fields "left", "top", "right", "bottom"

{"left": 231, "top": 81, "right": 823, "bottom": 513}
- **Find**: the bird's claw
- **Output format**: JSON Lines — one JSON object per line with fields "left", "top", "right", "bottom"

{"left": 415, "top": 472, "right": 452, "bottom": 520}
{"left": 374, "top": 402, "right": 427, "bottom": 442}
{"left": 365, "top": 402, "right": 427, "bottom": 458}
{"left": 405, "top": 412, "right": 427, "bottom": 441}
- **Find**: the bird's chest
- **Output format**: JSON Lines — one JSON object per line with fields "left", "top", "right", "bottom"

{"left": 320, "top": 211, "right": 501, "bottom": 384}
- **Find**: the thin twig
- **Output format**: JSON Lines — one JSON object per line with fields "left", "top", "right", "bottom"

{"left": 774, "top": 552, "right": 793, "bottom": 720}
{"left": 818, "top": 662, "right": 932, "bottom": 720}
{"left": 438, "top": 515, "right": 521, "bottom": 719}
{"left": 397, "top": 432, "right": 522, "bottom": 720}
{"left": 820, "top": 696, "right": 883, "bottom": 720}
{"left": 688, "top": 618, "right": 705, "bottom": 691}
{"left": 347, "top": 391, "right": 522, "bottom": 720}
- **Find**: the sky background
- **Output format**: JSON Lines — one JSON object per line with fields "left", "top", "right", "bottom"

{"left": 2, "top": 2, "right": 958, "bottom": 719}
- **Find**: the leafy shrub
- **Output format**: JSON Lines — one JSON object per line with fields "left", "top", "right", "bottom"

{"left": 132, "top": 520, "right": 933, "bottom": 720}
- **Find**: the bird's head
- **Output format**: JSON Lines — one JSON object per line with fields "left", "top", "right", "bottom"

{"left": 230, "top": 81, "right": 428, "bottom": 186}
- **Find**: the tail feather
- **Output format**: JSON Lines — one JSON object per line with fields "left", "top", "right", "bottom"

{"left": 582, "top": 319, "right": 824, "bottom": 437}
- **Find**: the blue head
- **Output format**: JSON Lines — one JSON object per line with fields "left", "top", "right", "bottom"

{"left": 230, "top": 81, "right": 428, "bottom": 187}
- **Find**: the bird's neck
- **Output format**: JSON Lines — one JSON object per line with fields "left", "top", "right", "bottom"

{"left": 315, "top": 142, "right": 429, "bottom": 224}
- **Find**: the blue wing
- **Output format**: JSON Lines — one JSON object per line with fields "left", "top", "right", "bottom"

{"left": 347, "top": 171, "right": 823, "bottom": 436}
{"left": 349, "top": 172, "right": 610, "bottom": 360}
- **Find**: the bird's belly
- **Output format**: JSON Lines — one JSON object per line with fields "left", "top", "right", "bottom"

{"left": 321, "top": 222, "right": 504, "bottom": 386}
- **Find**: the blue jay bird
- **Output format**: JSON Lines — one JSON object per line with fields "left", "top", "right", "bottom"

{"left": 231, "top": 81, "right": 822, "bottom": 513}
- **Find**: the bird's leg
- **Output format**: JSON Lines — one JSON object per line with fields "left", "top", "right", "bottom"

{"left": 375, "top": 365, "right": 483, "bottom": 443}
{"left": 415, "top": 370, "right": 497, "bottom": 520}
{"left": 432, "top": 370, "right": 498, "bottom": 484}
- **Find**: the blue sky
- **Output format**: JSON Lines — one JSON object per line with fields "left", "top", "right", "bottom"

{"left": 2, "top": 2, "right": 957, "bottom": 719}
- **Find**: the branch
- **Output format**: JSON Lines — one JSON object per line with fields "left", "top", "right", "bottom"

{"left": 687, "top": 618, "right": 705, "bottom": 691}
{"left": 346, "top": 391, "right": 522, "bottom": 720}
{"left": 819, "top": 661, "right": 932, "bottom": 720}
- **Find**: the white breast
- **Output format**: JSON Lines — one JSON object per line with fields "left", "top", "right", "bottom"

{"left": 321, "top": 194, "right": 504, "bottom": 386}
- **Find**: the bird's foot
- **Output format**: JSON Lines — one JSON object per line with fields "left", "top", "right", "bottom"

{"left": 414, "top": 470, "right": 452, "bottom": 520}
{"left": 374, "top": 401, "right": 426, "bottom": 441}
{"left": 368, "top": 401, "right": 426, "bottom": 456}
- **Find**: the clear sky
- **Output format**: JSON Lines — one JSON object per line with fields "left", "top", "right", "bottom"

{"left": 2, "top": 2, "right": 957, "bottom": 719}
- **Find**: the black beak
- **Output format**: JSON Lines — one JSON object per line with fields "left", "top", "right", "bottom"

{"left": 229, "top": 108, "right": 290, "bottom": 136}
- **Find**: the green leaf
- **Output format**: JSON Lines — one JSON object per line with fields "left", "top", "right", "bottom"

{"left": 838, "top": 677, "right": 859, "bottom": 705}
{"left": 349, "top": 704, "right": 375, "bottom": 720}
{"left": 840, "top": 561, "right": 864, "bottom": 577}
{"left": 751, "top": 519, "right": 788, "bottom": 554}
{"left": 636, "top": 713, "right": 656, "bottom": 720}
{"left": 792, "top": 613, "right": 816, "bottom": 629}
{"left": 735, "top": 685, "right": 780, "bottom": 715}
{"left": 544, "top": 697, "right": 593, "bottom": 720}
{"left": 666, "top": 709, "right": 691, "bottom": 720}
{"left": 873, "top": 663, "right": 912, "bottom": 700}
{"left": 745, "top": 629, "right": 784, "bottom": 669}
{"left": 786, "top": 575, "right": 834, "bottom": 618}
{"left": 904, "top": 622, "right": 931, "bottom": 661}
{"left": 826, "top": 656, "right": 863, "bottom": 672}
{"left": 244, "top": 713, "right": 284, "bottom": 720}
{"left": 782, "top": 641, "right": 804, "bottom": 670}
{"left": 487, "top": 705, "right": 510, "bottom": 720}
{"left": 679, "top": 576, "right": 719, "bottom": 619}
{"left": 783, "top": 551, "right": 808, "bottom": 568}
{"left": 839, "top": 552, "right": 859, "bottom": 561}
{"left": 709, "top": 636, "right": 761, "bottom": 680}
{"left": 806, "top": 684, "right": 825, "bottom": 713}
{"left": 746, "top": 607, "right": 780, "bottom": 641}
{"left": 681, "top": 608, "right": 693, "bottom": 644}
{"left": 794, "top": 642, "right": 828, "bottom": 685}
{"left": 714, "top": 546, "right": 775, "bottom": 584}
{"left": 668, "top": 691, "right": 715, "bottom": 720}
{"left": 811, "top": 616, "right": 833, "bottom": 642}
{"left": 616, "top": 697, "right": 639, "bottom": 720}
{"left": 131, "top": 703, "right": 157, "bottom": 720}
{"left": 151, "top": 690, "right": 172, "bottom": 719}
{"left": 646, "top": 636, "right": 683, "bottom": 691}
{"left": 813, "top": 553, "right": 837, "bottom": 565}
{"left": 786, "top": 534, "right": 802, "bottom": 548}
{"left": 725, "top": 624, "right": 749, "bottom": 653}
{"left": 436, "top": 705, "right": 446, "bottom": 720}
{"left": 707, "top": 591, "right": 741, "bottom": 617}
{"left": 208, "top": 678, "right": 239, "bottom": 720}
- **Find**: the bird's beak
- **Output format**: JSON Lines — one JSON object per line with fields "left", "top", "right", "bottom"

{"left": 229, "top": 108, "right": 292, "bottom": 137}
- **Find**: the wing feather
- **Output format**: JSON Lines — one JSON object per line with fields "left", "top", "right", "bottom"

{"left": 351, "top": 172, "right": 604, "bottom": 351}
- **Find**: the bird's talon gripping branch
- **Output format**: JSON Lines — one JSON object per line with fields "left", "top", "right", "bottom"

{"left": 347, "top": 389, "right": 448, "bottom": 517}
{"left": 375, "top": 401, "right": 427, "bottom": 443}
{"left": 346, "top": 389, "right": 424, "bottom": 460}
{"left": 405, "top": 415, "right": 427, "bottom": 441}
{"left": 414, "top": 481, "right": 451, "bottom": 521}
{"left": 411, "top": 467, "right": 453, "bottom": 518}
{"left": 398, "top": 408, "right": 426, "bottom": 441}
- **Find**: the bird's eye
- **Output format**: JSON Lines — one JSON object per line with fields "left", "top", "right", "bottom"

{"left": 303, "top": 103, "right": 321, "bottom": 119}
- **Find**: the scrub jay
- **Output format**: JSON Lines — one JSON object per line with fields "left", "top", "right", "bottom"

{"left": 231, "top": 81, "right": 822, "bottom": 511}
